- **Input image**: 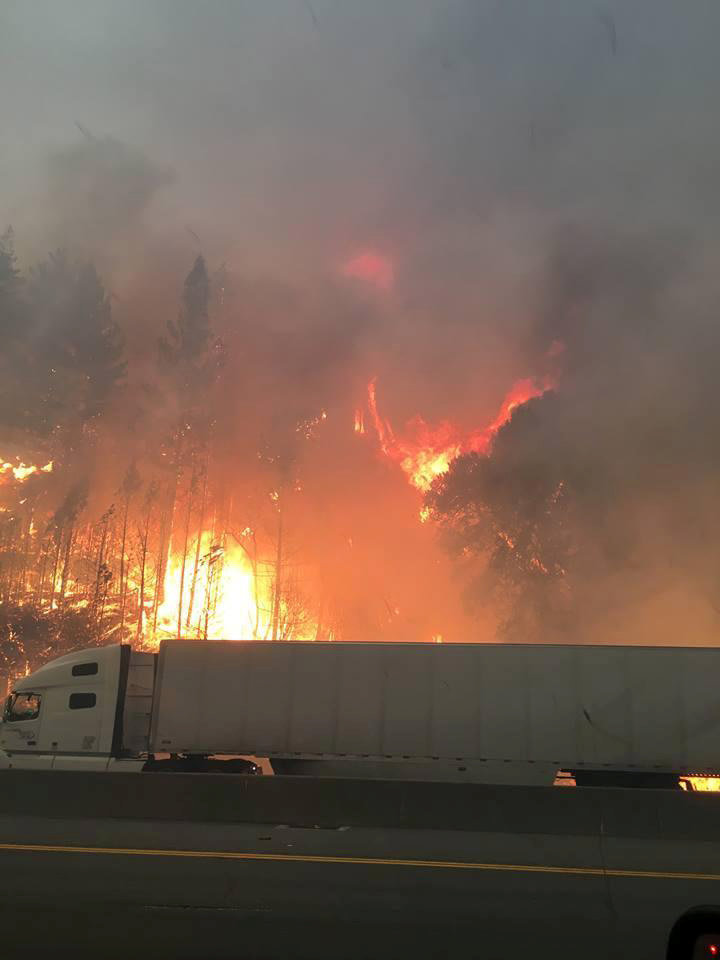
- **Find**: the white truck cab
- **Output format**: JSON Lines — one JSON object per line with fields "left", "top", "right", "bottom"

{"left": 0, "top": 642, "right": 259, "bottom": 775}
{"left": 0, "top": 645, "right": 143, "bottom": 771}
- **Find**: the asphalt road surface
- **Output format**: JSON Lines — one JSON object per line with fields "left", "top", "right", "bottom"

{"left": 0, "top": 813, "right": 610, "bottom": 959}
{"left": 2, "top": 774, "right": 720, "bottom": 958}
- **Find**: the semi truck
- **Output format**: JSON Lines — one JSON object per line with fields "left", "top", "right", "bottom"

{"left": 1, "top": 639, "right": 719, "bottom": 785}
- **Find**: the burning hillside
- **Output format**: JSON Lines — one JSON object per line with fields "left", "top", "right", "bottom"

{"left": 0, "top": 216, "right": 566, "bottom": 681}
{"left": 3, "top": 0, "right": 720, "bottom": 694}
{"left": 0, "top": 228, "right": 541, "bottom": 666}
{"left": 3, "top": 210, "right": 720, "bottom": 678}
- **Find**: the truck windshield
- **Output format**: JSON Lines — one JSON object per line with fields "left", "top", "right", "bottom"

{"left": 5, "top": 693, "right": 41, "bottom": 722}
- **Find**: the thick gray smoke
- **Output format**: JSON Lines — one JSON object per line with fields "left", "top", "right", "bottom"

{"left": 3, "top": 0, "right": 720, "bottom": 644}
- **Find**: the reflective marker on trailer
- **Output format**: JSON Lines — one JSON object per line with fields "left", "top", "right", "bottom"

{"left": 691, "top": 938, "right": 719, "bottom": 959}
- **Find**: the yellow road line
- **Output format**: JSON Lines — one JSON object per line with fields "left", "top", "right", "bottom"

{"left": 0, "top": 842, "right": 718, "bottom": 882}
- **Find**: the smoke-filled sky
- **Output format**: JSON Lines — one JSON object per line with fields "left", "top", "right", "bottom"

{"left": 4, "top": 1, "right": 719, "bottom": 316}
{"left": 3, "top": 0, "right": 720, "bottom": 644}
{"left": 6, "top": 1, "right": 719, "bottom": 340}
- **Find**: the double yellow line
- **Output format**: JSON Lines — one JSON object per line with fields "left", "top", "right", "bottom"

{"left": 0, "top": 842, "right": 718, "bottom": 882}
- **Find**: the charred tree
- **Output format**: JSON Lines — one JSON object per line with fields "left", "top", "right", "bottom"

{"left": 117, "top": 462, "right": 142, "bottom": 638}
{"left": 271, "top": 493, "right": 284, "bottom": 643}
{"left": 176, "top": 465, "right": 197, "bottom": 639}
{"left": 186, "top": 459, "right": 208, "bottom": 630}
{"left": 135, "top": 481, "right": 157, "bottom": 644}
{"left": 156, "top": 254, "right": 217, "bottom": 641}
{"left": 47, "top": 484, "right": 88, "bottom": 610}
{"left": 92, "top": 505, "right": 115, "bottom": 629}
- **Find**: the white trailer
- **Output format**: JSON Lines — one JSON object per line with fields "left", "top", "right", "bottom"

{"left": 1, "top": 639, "right": 719, "bottom": 784}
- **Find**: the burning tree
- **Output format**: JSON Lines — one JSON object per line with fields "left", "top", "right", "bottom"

{"left": 0, "top": 239, "right": 129, "bottom": 683}
{"left": 425, "top": 394, "right": 574, "bottom": 642}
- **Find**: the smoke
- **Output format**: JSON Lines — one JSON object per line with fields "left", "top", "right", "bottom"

{"left": 2, "top": 0, "right": 720, "bottom": 643}
{"left": 46, "top": 133, "right": 173, "bottom": 266}
{"left": 529, "top": 225, "right": 720, "bottom": 644}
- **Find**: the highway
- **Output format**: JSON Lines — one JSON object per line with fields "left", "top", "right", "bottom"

{"left": 1, "top": 772, "right": 719, "bottom": 958}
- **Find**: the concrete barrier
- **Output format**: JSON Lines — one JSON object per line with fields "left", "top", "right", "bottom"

{"left": 0, "top": 770, "right": 717, "bottom": 839}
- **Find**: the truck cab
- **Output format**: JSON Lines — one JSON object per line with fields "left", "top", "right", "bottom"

{"left": 0, "top": 643, "right": 257, "bottom": 775}
{"left": 0, "top": 645, "right": 128, "bottom": 770}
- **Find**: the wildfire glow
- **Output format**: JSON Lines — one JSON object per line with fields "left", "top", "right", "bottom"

{"left": 156, "top": 541, "right": 256, "bottom": 641}
{"left": 341, "top": 251, "right": 394, "bottom": 292}
{"left": 361, "top": 376, "right": 553, "bottom": 491}
{"left": 152, "top": 537, "right": 316, "bottom": 646}
{"left": 0, "top": 457, "right": 53, "bottom": 483}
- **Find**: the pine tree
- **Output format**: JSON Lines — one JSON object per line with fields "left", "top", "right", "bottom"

{"left": 117, "top": 462, "right": 142, "bottom": 636}
{"left": 47, "top": 483, "right": 88, "bottom": 608}
{"left": 0, "top": 227, "right": 22, "bottom": 340}
{"left": 156, "top": 256, "right": 215, "bottom": 640}
{"left": 23, "top": 253, "right": 126, "bottom": 438}
{"left": 0, "top": 227, "right": 31, "bottom": 435}
{"left": 158, "top": 254, "right": 212, "bottom": 399}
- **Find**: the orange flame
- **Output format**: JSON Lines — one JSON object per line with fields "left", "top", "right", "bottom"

{"left": 361, "top": 376, "right": 553, "bottom": 491}
{"left": 155, "top": 541, "right": 261, "bottom": 642}
{"left": 151, "top": 537, "right": 317, "bottom": 647}
{"left": 0, "top": 457, "right": 53, "bottom": 484}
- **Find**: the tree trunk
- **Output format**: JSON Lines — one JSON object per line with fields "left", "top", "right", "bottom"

{"left": 136, "top": 504, "right": 153, "bottom": 644}
{"left": 98, "top": 572, "right": 110, "bottom": 634}
{"left": 151, "top": 499, "right": 170, "bottom": 639}
{"left": 161, "top": 438, "right": 183, "bottom": 601}
{"left": 202, "top": 540, "right": 219, "bottom": 641}
{"left": 93, "top": 518, "right": 110, "bottom": 618}
{"left": 271, "top": 499, "right": 284, "bottom": 643}
{"left": 59, "top": 522, "right": 75, "bottom": 604}
{"left": 36, "top": 540, "right": 49, "bottom": 609}
{"left": 12, "top": 510, "right": 32, "bottom": 604}
{"left": 118, "top": 495, "right": 130, "bottom": 636}
{"left": 315, "top": 589, "right": 325, "bottom": 643}
{"left": 176, "top": 468, "right": 195, "bottom": 639}
{"left": 0, "top": 521, "right": 17, "bottom": 604}
{"left": 50, "top": 532, "right": 63, "bottom": 610}
{"left": 76, "top": 521, "right": 93, "bottom": 603}
{"left": 186, "top": 463, "right": 208, "bottom": 630}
